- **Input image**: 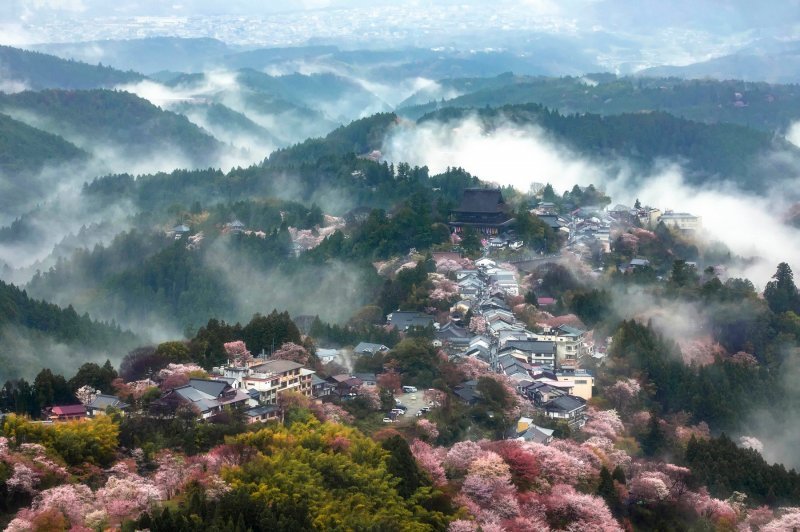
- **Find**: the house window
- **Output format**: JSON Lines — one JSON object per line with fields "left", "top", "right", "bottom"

{"left": 576, "top": 379, "right": 587, "bottom": 384}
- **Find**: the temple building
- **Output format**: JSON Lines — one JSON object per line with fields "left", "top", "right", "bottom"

{"left": 450, "top": 188, "right": 515, "bottom": 235}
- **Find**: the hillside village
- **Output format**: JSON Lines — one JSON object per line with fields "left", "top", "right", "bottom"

{"left": 45, "top": 186, "right": 705, "bottom": 440}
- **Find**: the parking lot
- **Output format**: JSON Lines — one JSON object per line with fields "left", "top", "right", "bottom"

{"left": 386, "top": 391, "right": 434, "bottom": 424}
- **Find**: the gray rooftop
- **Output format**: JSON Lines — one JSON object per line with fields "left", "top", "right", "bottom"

{"left": 250, "top": 359, "right": 304, "bottom": 374}
{"left": 501, "top": 340, "right": 556, "bottom": 355}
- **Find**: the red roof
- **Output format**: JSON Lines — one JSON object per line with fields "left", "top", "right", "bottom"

{"left": 51, "top": 404, "right": 86, "bottom": 416}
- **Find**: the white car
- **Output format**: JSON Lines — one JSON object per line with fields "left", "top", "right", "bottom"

{"left": 382, "top": 418, "right": 395, "bottom": 423}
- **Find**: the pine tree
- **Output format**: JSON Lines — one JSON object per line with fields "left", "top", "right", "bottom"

{"left": 764, "top": 262, "right": 800, "bottom": 314}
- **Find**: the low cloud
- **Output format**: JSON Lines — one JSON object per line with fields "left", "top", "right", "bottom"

{"left": 383, "top": 114, "right": 800, "bottom": 286}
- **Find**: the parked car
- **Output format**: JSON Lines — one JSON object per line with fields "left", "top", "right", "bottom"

{"left": 395, "top": 404, "right": 408, "bottom": 411}
{"left": 382, "top": 418, "right": 394, "bottom": 423}
{"left": 391, "top": 408, "right": 405, "bottom": 416}
{"left": 402, "top": 386, "right": 418, "bottom": 393}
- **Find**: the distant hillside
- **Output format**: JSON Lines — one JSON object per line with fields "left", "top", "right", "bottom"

{"left": 173, "top": 101, "right": 281, "bottom": 150}
{"left": 0, "top": 113, "right": 89, "bottom": 219}
{"left": 418, "top": 104, "right": 796, "bottom": 189}
{"left": 0, "top": 279, "right": 138, "bottom": 379}
{"left": 400, "top": 74, "right": 800, "bottom": 133}
{"left": 220, "top": 42, "right": 601, "bottom": 80}
{"left": 0, "top": 89, "right": 226, "bottom": 167}
{"left": 236, "top": 69, "right": 390, "bottom": 122}
{"left": 31, "top": 37, "right": 233, "bottom": 74}
{"left": 0, "top": 45, "right": 144, "bottom": 90}
{"left": 640, "top": 41, "right": 800, "bottom": 84}
{"left": 0, "top": 112, "right": 86, "bottom": 175}
{"left": 266, "top": 112, "right": 398, "bottom": 166}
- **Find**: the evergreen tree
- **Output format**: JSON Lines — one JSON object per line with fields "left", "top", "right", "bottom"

{"left": 764, "top": 262, "right": 800, "bottom": 314}
{"left": 597, "top": 465, "right": 622, "bottom": 517}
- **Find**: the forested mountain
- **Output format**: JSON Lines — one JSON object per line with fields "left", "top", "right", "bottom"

{"left": 172, "top": 101, "right": 281, "bottom": 149}
{"left": 234, "top": 69, "right": 390, "bottom": 120}
{"left": 0, "top": 112, "right": 86, "bottom": 175}
{"left": 0, "top": 279, "right": 137, "bottom": 379}
{"left": 418, "top": 104, "right": 796, "bottom": 189}
{"left": 0, "top": 45, "right": 144, "bottom": 90}
{"left": 401, "top": 74, "right": 800, "bottom": 132}
{"left": 0, "top": 89, "right": 226, "bottom": 167}
{"left": 0, "top": 113, "right": 89, "bottom": 220}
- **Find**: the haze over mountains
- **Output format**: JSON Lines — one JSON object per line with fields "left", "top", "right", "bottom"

{"left": 4, "top": 4, "right": 800, "bottom": 531}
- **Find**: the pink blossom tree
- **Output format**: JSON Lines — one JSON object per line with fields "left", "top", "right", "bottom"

{"left": 30, "top": 483, "right": 95, "bottom": 528}
{"left": 410, "top": 440, "right": 447, "bottom": 486}
{"left": 461, "top": 451, "right": 519, "bottom": 519}
{"left": 153, "top": 451, "right": 189, "bottom": 499}
{"left": 447, "top": 519, "right": 478, "bottom": 532}
{"left": 96, "top": 474, "right": 161, "bottom": 523}
{"left": 443, "top": 440, "right": 484, "bottom": 477}
{"left": 605, "top": 379, "right": 641, "bottom": 412}
{"left": 468, "top": 316, "right": 487, "bottom": 334}
{"left": 358, "top": 385, "right": 382, "bottom": 410}
{"left": 541, "top": 484, "right": 622, "bottom": 531}
{"left": 582, "top": 409, "right": 625, "bottom": 441}
{"left": 6, "top": 463, "right": 39, "bottom": 495}
{"left": 416, "top": 419, "right": 439, "bottom": 442}
{"left": 317, "top": 403, "right": 355, "bottom": 425}
{"left": 224, "top": 340, "right": 253, "bottom": 367}
{"left": 272, "top": 342, "right": 311, "bottom": 366}
{"left": 459, "top": 357, "right": 492, "bottom": 380}
{"left": 762, "top": 508, "right": 800, "bottom": 531}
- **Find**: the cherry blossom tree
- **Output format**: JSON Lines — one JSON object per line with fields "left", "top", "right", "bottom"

{"left": 272, "top": 342, "right": 311, "bottom": 365}
{"left": 485, "top": 440, "right": 541, "bottom": 490}
{"left": 443, "top": 440, "right": 484, "bottom": 477}
{"left": 605, "top": 379, "right": 641, "bottom": 412}
{"left": 459, "top": 357, "right": 492, "bottom": 380}
{"left": 75, "top": 385, "right": 98, "bottom": 406}
{"left": 29, "top": 483, "right": 95, "bottom": 528}
{"left": 468, "top": 316, "right": 487, "bottom": 334}
{"left": 582, "top": 409, "right": 625, "bottom": 441}
{"left": 686, "top": 489, "right": 737, "bottom": 525}
{"left": 154, "top": 451, "right": 189, "bottom": 499}
{"left": 317, "top": 403, "right": 355, "bottom": 425}
{"left": 410, "top": 440, "right": 446, "bottom": 486}
{"left": 224, "top": 340, "right": 253, "bottom": 367}
{"left": 359, "top": 385, "right": 382, "bottom": 410}
{"left": 429, "top": 273, "right": 460, "bottom": 302}
{"left": 6, "top": 463, "right": 39, "bottom": 495}
{"left": 541, "top": 484, "right": 622, "bottom": 531}
{"left": 762, "top": 508, "right": 800, "bottom": 531}
{"left": 416, "top": 419, "right": 439, "bottom": 442}
{"left": 447, "top": 519, "right": 478, "bottom": 532}
{"left": 629, "top": 471, "right": 671, "bottom": 503}
{"left": 96, "top": 474, "right": 161, "bottom": 523}
{"left": 461, "top": 451, "right": 519, "bottom": 518}
{"left": 521, "top": 441, "right": 593, "bottom": 488}
{"left": 740, "top": 505, "right": 774, "bottom": 530}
